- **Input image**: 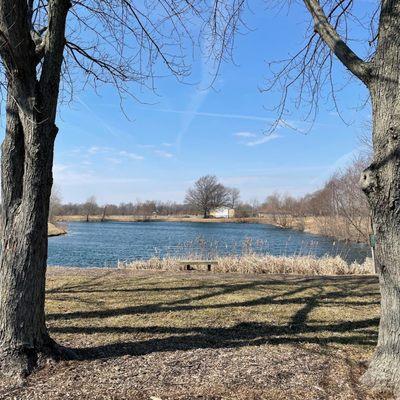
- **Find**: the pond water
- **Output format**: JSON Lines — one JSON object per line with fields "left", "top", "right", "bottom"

{"left": 47, "top": 221, "right": 370, "bottom": 268}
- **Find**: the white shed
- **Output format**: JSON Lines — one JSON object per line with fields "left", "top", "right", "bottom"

{"left": 210, "top": 207, "right": 235, "bottom": 219}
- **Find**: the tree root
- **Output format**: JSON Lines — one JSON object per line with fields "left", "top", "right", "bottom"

{"left": 361, "top": 355, "right": 400, "bottom": 397}
{"left": 0, "top": 338, "right": 77, "bottom": 380}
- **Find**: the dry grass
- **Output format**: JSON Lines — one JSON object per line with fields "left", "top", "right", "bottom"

{"left": 119, "top": 254, "right": 375, "bottom": 276}
{"left": 48, "top": 222, "right": 67, "bottom": 237}
{"left": 263, "top": 215, "right": 370, "bottom": 243}
{"left": 0, "top": 268, "right": 390, "bottom": 399}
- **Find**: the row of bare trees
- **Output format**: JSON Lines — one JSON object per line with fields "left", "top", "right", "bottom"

{"left": 54, "top": 176, "right": 242, "bottom": 220}
{"left": 57, "top": 198, "right": 195, "bottom": 220}
{"left": 260, "top": 157, "right": 370, "bottom": 242}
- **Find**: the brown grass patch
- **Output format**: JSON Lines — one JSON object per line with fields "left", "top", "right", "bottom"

{"left": 119, "top": 254, "right": 375, "bottom": 276}
{"left": 0, "top": 268, "right": 390, "bottom": 399}
{"left": 48, "top": 222, "right": 67, "bottom": 237}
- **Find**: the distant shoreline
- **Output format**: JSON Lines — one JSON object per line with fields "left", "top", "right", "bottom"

{"left": 55, "top": 215, "right": 263, "bottom": 224}
{"left": 55, "top": 214, "right": 368, "bottom": 243}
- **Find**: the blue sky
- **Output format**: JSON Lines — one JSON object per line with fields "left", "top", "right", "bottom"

{"left": 51, "top": 0, "right": 371, "bottom": 204}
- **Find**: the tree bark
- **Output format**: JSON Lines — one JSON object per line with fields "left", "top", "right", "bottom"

{"left": 360, "top": 0, "right": 400, "bottom": 390}
{"left": 0, "top": 88, "right": 62, "bottom": 377}
{"left": 0, "top": 0, "right": 70, "bottom": 377}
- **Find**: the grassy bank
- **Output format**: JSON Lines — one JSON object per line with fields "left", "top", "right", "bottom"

{"left": 119, "top": 254, "right": 374, "bottom": 275}
{"left": 48, "top": 222, "right": 67, "bottom": 237}
{"left": 0, "top": 268, "right": 387, "bottom": 399}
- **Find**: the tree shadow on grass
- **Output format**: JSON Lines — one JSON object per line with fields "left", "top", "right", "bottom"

{"left": 51, "top": 318, "right": 379, "bottom": 361}
{"left": 47, "top": 274, "right": 380, "bottom": 361}
{"left": 47, "top": 276, "right": 379, "bottom": 321}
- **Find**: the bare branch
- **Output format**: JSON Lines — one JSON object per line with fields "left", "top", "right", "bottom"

{"left": 261, "top": 0, "right": 378, "bottom": 132}
{"left": 39, "top": 0, "right": 71, "bottom": 118}
{"left": 303, "top": 0, "right": 372, "bottom": 84}
{"left": 0, "top": 0, "right": 36, "bottom": 80}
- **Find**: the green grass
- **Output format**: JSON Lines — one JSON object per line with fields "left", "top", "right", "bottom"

{"left": 0, "top": 268, "right": 390, "bottom": 399}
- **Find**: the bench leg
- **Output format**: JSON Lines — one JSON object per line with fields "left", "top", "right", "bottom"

{"left": 207, "top": 264, "right": 211, "bottom": 272}
{"left": 187, "top": 264, "right": 191, "bottom": 271}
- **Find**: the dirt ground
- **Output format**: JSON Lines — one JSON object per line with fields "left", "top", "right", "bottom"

{"left": 0, "top": 268, "right": 391, "bottom": 399}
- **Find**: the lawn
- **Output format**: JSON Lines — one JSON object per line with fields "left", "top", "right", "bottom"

{"left": 0, "top": 268, "right": 390, "bottom": 399}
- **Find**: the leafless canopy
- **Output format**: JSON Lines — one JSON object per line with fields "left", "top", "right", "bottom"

{"left": 185, "top": 175, "right": 232, "bottom": 217}
{"left": 0, "top": 0, "right": 246, "bottom": 104}
{"left": 264, "top": 0, "right": 380, "bottom": 130}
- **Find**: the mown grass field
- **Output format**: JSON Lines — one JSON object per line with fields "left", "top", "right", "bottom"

{"left": 0, "top": 268, "right": 391, "bottom": 399}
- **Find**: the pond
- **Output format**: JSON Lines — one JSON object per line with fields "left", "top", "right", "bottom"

{"left": 48, "top": 221, "right": 370, "bottom": 268}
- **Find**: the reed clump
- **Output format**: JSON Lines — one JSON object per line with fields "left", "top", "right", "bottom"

{"left": 118, "top": 254, "right": 374, "bottom": 275}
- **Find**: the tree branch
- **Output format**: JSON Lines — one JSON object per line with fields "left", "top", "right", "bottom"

{"left": 39, "top": 0, "right": 71, "bottom": 118}
{"left": 303, "top": 0, "right": 372, "bottom": 85}
{"left": 0, "top": 0, "right": 36, "bottom": 81}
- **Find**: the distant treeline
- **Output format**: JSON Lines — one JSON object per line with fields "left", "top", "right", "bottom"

{"left": 260, "top": 157, "right": 370, "bottom": 242}
{"left": 51, "top": 197, "right": 261, "bottom": 220}
{"left": 54, "top": 199, "right": 193, "bottom": 218}
{"left": 51, "top": 156, "right": 371, "bottom": 241}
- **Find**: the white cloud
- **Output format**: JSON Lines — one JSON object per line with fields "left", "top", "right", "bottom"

{"left": 87, "top": 146, "right": 112, "bottom": 155}
{"left": 245, "top": 133, "right": 280, "bottom": 147}
{"left": 119, "top": 150, "right": 144, "bottom": 160}
{"left": 62, "top": 146, "right": 145, "bottom": 170}
{"left": 154, "top": 150, "right": 174, "bottom": 158}
{"left": 54, "top": 163, "right": 148, "bottom": 186}
{"left": 233, "top": 131, "right": 281, "bottom": 146}
{"left": 156, "top": 108, "right": 274, "bottom": 122}
{"left": 80, "top": 146, "right": 145, "bottom": 160}
{"left": 53, "top": 163, "right": 69, "bottom": 173}
{"left": 234, "top": 131, "right": 257, "bottom": 138}
{"left": 105, "top": 157, "right": 122, "bottom": 165}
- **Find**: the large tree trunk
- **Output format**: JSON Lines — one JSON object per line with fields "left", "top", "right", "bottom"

{"left": 0, "top": 88, "right": 62, "bottom": 377}
{"left": 361, "top": 113, "right": 400, "bottom": 390}
{"left": 361, "top": 138, "right": 400, "bottom": 390}
{"left": 361, "top": 1, "right": 400, "bottom": 390}
{"left": 0, "top": 0, "right": 70, "bottom": 376}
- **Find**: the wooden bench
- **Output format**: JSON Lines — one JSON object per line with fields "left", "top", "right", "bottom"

{"left": 179, "top": 260, "right": 218, "bottom": 272}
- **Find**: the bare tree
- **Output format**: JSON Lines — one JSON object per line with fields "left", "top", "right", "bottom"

{"left": 49, "top": 186, "right": 62, "bottom": 223}
{"left": 83, "top": 196, "right": 98, "bottom": 222}
{"left": 0, "top": 0, "right": 244, "bottom": 376}
{"left": 261, "top": 193, "right": 282, "bottom": 215}
{"left": 265, "top": 0, "right": 400, "bottom": 391}
{"left": 330, "top": 157, "right": 371, "bottom": 242}
{"left": 101, "top": 206, "right": 107, "bottom": 222}
{"left": 259, "top": 157, "right": 371, "bottom": 240}
{"left": 227, "top": 187, "right": 241, "bottom": 209}
{"left": 249, "top": 197, "right": 260, "bottom": 217}
{"left": 185, "top": 175, "right": 230, "bottom": 218}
